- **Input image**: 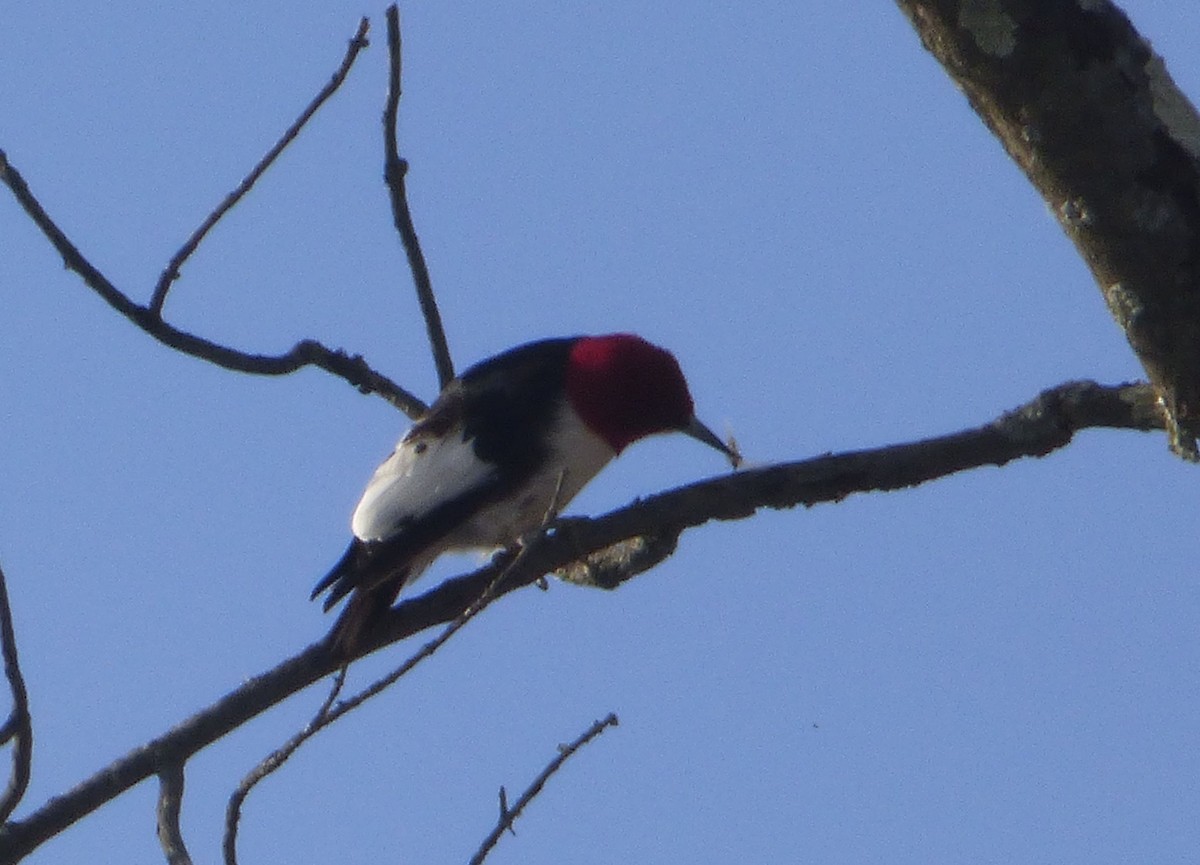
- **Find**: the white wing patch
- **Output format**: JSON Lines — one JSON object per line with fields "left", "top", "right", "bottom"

{"left": 350, "top": 430, "right": 497, "bottom": 542}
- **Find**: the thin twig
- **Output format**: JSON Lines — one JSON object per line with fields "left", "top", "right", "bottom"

{"left": 222, "top": 668, "right": 346, "bottom": 865}
{"left": 0, "top": 562, "right": 31, "bottom": 825}
{"left": 156, "top": 763, "right": 192, "bottom": 865}
{"left": 223, "top": 531, "right": 561, "bottom": 858}
{"left": 468, "top": 713, "right": 620, "bottom": 865}
{"left": 0, "top": 150, "right": 427, "bottom": 419}
{"left": 150, "top": 18, "right": 372, "bottom": 315}
{"left": 383, "top": 4, "right": 454, "bottom": 389}
{"left": 322, "top": 509, "right": 559, "bottom": 715}
{"left": 316, "top": 572, "right": 495, "bottom": 722}
{"left": 230, "top": 541, "right": 531, "bottom": 824}
{"left": 0, "top": 380, "right": 1167, "bottom": 863}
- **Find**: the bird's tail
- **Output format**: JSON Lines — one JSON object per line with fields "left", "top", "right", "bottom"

{"left": 311, "top": 542, "right": 362, "bottom": 611}
{"left": 314, "top": 541, "right": 410, "bottom": 658}
{"left": 324, "top": 572, "right": 410, "bottom": 659}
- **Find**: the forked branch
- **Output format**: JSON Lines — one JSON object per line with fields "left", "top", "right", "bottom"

{"left": 0, "top": 27, "right": 427, "bottom": 419}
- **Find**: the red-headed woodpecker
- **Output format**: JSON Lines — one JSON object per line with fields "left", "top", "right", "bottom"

{"left": 312, "top": 334, "right": 738, "bottom": 652}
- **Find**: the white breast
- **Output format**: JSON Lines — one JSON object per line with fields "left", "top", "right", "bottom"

{"left": 445, "top": 404, "right": 616, "bottom": 549}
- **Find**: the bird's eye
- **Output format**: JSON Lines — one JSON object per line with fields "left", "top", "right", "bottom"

{"left": 414, "top": 442, "right": 428, "bottom": 454}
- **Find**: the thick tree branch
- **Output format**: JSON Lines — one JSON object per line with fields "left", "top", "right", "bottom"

{"left": 468, "top": 713, "right": 620, "bottom": 865}
{"left": 895, "top": 0, "right": 1200, "bottom": 459}
{"left": 0, "top": 379, "right": 1164, "bottom": 863}
{"left": 383, "top": 4, "right": 455, "bottom": 388}
{"left": 150, "top": 18, "right": 371, "bottom": 315}
{"left": 0, "top": 565, "right": 31, "bottom": 826}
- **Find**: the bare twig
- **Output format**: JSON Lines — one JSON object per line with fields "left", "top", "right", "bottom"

{"left": 383, "top": 4, "right": 454, "bottom": 389}
{"left": 150, "top": 18, "right": 372, "bottom": 315}
{"left": 0, "top": 18, "right": 431, "bottom": 419}
{"left": 223, "top": 668, "right": 346, "bottom": 865}
{"left": 0, "top": 150, "right": 427, "bottom": 419}
{"left": 0, "top": 563, "right": 31, "bottom": 826}
{"left": 498, "top": 787, "right": 512, "bottom": 833}
{"left": 156, "top": 763, "right": 192, "bottom": 865}
{"left": 0, "top": 380, "right": 1166, "bottom": 863}
{"left": 468, "top": 713, "right": 620, "bottom": 865}
{"left": 225, "top": 537, "right": 537, "bottom": 850}
{"left": 314, "top": 572, "right": 495, "bottom": 723}
{"left": 317, "top": 506, "right": 562, "bottom": 721}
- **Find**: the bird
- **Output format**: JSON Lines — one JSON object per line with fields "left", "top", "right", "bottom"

{"left": 312, "top": 333, "right": 739, "bottom": 654}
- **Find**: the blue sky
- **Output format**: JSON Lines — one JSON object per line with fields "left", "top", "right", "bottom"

{"left": 2, "top": 3, "right": 1199, "bottom": 863}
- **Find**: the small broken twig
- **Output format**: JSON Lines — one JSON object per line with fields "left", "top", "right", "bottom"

{"left": 468, "top": 713, "right": 620, "bottom": 865}
{"left": 0, "top": 561, "right": 32, "bottom": 825}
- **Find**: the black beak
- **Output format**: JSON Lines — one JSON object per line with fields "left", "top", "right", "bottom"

{"left": 683, "top": 415, "right": 741, "bottom": 468}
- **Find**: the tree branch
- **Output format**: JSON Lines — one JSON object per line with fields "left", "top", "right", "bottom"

{"left": 383, "top": 4, "right": 455, "bottom": 389}
{"left": 468, "top": 713, "right": 620, "bottom": 865}
{"left": 0, "top": 564, "right": 31, "bottom": 826}
{"left": 2, "top": 12, "right": 450, "bottom": 417}
{"left": 0, "top": 379, "right": 1164, "bottom": 863}
{"left": 222, "top": 669, "right": 344, "bottom": 865}
{"left": 895, "top": 0, "right": 1200, "bottom": 459}
{"left": 0, "top": 18, "right": 433, "bottom": 422}
{"left": 224, "top": 524, "right": 552, "bottom": 856}
{"left": 357, "top": 381, "right": 1164, "bottom": 645}
{"left": 155, "top": 763, "right": 192, "bottom": 865}
{"left": 150, "top": 18, "right": 371, "bottom": 315}
{"left": 0, "top": 148, "right": 427, "bottom": 419}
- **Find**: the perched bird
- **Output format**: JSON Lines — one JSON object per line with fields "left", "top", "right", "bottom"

{"left": 313, "top": 333, "right": 738, "bottom": 653}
